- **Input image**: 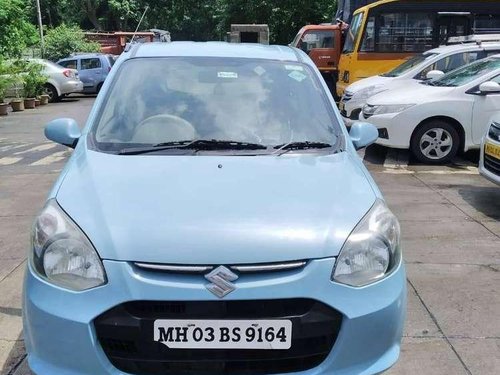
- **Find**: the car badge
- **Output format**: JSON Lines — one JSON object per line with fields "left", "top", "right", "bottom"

{"left": 204, "top": 266, "right": 238, "bottom": 298}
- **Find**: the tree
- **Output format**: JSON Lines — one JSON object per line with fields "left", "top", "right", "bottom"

{"left": 0, "top": 0, "right": 38, "bottom": 58}
{"left": 44, "top": 24, "right": 101, "bottom": 62}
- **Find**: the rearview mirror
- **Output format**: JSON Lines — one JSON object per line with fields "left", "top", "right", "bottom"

{"left": 44, "top": 118, "right": 81, "bottom": 148}
{"left": 479, "top": 81, "right": 500, "bottom": 95}
{"left": 350, "top": 122, "right": 379, "bottom": 150}
{"left": 426, "top": 70, "right": 445, "bottom": 80}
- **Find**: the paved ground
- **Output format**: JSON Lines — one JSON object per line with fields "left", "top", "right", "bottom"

{"left": 0, "top": 97, "right": 499, "bottom": 375}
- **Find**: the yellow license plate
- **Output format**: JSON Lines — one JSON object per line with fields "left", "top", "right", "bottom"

{"left": 485, "top": 142, "right": 500, "bottom": 159}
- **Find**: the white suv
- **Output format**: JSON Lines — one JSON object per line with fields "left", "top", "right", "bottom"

{"left": 340, "top": 41, "right": 500, "bottom": 123}
{"left": 360, "top": 55, "right": 500, "bottom": 164}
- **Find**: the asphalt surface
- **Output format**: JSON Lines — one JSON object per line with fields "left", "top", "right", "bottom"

{"left": 0, "top": 96, "right": 499, "bottom": 375}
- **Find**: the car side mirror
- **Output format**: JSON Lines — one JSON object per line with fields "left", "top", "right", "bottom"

{"left": 350, "top": 122, "right": 379, "bottom": 150}
{"left": 426, "top": 70, "right": 445, "bottom": 80}
{"left": 479, "top": 81, "right": 500, "bottom": 95}
{"left": 45, "top": 118, "right": 81, "bottom": 148}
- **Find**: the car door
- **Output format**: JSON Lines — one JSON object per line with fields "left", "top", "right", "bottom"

{"left": 471, "top": 74, "right": 500, "bottom": 145}
{"left": 79, "top": 58, "right": 103, "bottom": 91}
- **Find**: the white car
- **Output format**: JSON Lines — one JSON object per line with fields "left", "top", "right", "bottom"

{"left": 480, "top": 119, "right": 500, "bottom": 185}
{"left": 6, "top": 59, "right": 83, "bottom": 103}
{"left": 340, "top": 40, "right": 500, "bottom": 124}
{"left": 360, "top": 55, "right": 500, "bottom": 164}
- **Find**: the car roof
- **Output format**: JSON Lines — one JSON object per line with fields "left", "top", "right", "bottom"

{"left": 427, "top": 41, "right": 500, "bottom": 55}
{"left": 128, "top": 42, "right": 302, "bottom": 63}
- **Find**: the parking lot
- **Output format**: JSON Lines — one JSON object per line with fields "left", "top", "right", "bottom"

{"left": 0, "top": 97, "right": 499, "bottom": 375}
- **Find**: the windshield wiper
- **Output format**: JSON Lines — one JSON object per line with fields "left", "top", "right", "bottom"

{"left": 273, "top": 141, "right": 333, "bottom": 156}
{"left": 118, "top": 139, "right": 267, "bottom": 155}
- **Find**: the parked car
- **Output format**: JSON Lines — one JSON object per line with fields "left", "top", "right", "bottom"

{"left": 480, "top": 118, "right": 500, "bottom": 185}
{"left": 360, "top": 55, "right": 500, "bottom": 164}
{"left": 340, "top": 39, "right": 500, "bottom": 124}
{"left": 23, "top": 42, "right": 406, "bottom": 375}
{"left": 57, "top": 53, "right": 115, "bottom": 94}
{"left": 5, "top": 59, "right": 83, "bottom": 103}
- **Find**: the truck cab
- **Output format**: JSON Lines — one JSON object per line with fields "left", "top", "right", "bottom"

{"left": 290, "top": 24, "right": 343, "bottom": 94}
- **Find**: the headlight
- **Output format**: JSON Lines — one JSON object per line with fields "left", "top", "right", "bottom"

{"left": 31, "top": 199, "right": 106, "bottom": 291}
{"left": 332, "top": 199, "right": 401, "bottom": 287}
{"left": 363, "top": 103, "right": 414, "bottom": 116}
{"left": 353, "top": 85, "right": 387, "bottom": 100}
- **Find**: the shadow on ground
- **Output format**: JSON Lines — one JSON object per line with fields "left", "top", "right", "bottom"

{"left": 1, "top": 332, "right": 25, "bottom": 375}
{"left": 458, "top": 184, "right": 500, "bottom": 220}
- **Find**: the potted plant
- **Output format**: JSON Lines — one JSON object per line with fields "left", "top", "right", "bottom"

{"left": 9, "top": 60, "right": 26, "bottom": 112}
{"left": 22, "top": 62, "right": 48, "bottom": 109}
{"left": 0, "top": 60, "right": 14, "bottom": 116}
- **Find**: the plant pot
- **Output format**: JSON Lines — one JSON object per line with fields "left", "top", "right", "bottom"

{"left": 0, "top": 103, "right": 8, "bottom": 116}
{"left": 10, "top": 100, "right": 24, "bottom": 112}
{"left": 35, "top": 99, "right": 41, "bottom": 107}
{"left": 40, "top": 94, "right": 49, "bottom": 105}
{"left": 24, "top": 98, "right": 36, "bottom": 109}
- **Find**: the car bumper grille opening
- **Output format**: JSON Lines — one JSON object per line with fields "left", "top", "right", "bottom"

{"left": 94, "top": 299, "right": 342, "bottom": 375}
{"left": 484, "top": 154, "right": 500, "bottom": 176}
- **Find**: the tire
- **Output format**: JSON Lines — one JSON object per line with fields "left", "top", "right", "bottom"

{"left": 410, "top": 120, "right": 460, "bottom": 164}
{"left": 43, "top": 84, "right": 60, "bottom": 103}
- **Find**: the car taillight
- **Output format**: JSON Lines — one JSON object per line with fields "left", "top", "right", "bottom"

{"left": 62, "top": 70, "right": 72, "bottom": 78}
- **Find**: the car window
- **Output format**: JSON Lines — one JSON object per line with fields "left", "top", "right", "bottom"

{"left": 430, "top": 58, "right": 500, "bottom": 87}
{"left": 91, "top": 57, "right": 341, "bottom": 153}
{"left": 485, "top": 50, "right": 500, "bottom": 57}
{"left": 300, "top": 31, "right": 335, "bottom": 53}
{"left": 381, "top": 53, "right": 437, "bottom": 77}
{"left": 416, "top": 52, "right": 483, "bottom": 80}
{"left": 107, "top": 56, "right": 115, "bottom": 67}
{"left": 59, "top": 60, "right": 77, "bottom": 69}
{"left": 81, "top": 58, "right": 102, "bottom": 70}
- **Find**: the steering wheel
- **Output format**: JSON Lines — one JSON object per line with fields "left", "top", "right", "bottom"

{"left": 133, "top": 114, "right": 197, "bottom": 144}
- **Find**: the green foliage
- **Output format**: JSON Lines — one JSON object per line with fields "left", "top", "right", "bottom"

{"left": 22, "top": 62, "right": 48, "bottom": 98}
{"left": 44, "top": 24, "right": 101, "bottom": 62}
{"left": 0, "top": 0, "right": 39, "bottom": 58}
{"left": 0, "top": 59, "right": 16, "bottom": 102}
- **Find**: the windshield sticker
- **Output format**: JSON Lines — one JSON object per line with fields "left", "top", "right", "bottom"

{"left": 254, "top": 66, "right": 266, "bottom": 76}
{"left": 288, "top": 70, "right": 307, "bottom": 82}
{"left": 285, "top": 65, "right": 304, "bottom": 71}
{"left": 218, "top": 71, "right": 238, "bottom": 79}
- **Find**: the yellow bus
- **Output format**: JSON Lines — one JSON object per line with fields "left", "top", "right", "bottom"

{"left": 336, "top": 0, "right": 500, "bottom": 96}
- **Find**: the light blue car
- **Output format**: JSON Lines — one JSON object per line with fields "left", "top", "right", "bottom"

{"left": 23, "top": 42, "right": 406, "bottom": 375}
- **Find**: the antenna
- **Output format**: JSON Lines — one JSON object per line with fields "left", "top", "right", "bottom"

{"left": 130, "top": 6, "right": 149, "bottom": 44}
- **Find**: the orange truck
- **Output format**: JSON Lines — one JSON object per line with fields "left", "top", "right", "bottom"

{"left": 290, "top": 24, "right": 344, "bottom": 96}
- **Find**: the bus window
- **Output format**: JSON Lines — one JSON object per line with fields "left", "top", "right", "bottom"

{"left": 376, "top": 13, "right": 433, "bottom": 53}
{"left": 474, "top": 15, "right": 500, "bottom": 34}
{"left": 343, "top": 12, "right": 364, "bottom": 53}
{"left": 360, "top": 16, "right": 375, "bottom": 52}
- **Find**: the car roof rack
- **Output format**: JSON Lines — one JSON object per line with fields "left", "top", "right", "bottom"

{"left": 447, "top": 34, "right": 500, "bottom": 45}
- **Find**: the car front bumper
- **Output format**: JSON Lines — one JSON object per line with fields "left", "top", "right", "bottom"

{"left": 359, "top": 112, "right": 414, "bottom": 149}
{"left": 59, "top": 80, "right": 84, "bottom": 95}
{"left": 24, "top": 258, "right": 406, "bottom": 375}
{"left": 479, "top": 140, "right": 500, "bottom": 186}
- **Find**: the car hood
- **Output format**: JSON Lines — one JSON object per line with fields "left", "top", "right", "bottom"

{"left": 366, "top": 83, "right": 456, "bottom": 106}
{"left": 56, "top": 150, "right": 377, "bottom": 264}
{"left": 346, "top": 75, "right": 392, "bottom": 93}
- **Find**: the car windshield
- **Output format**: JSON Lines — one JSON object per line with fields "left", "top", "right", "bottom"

{"left": 91, "top": 57, "right": 342, "bottom": 154}
{"left": 381, "top": 53, "right": 437, "bottom": 78}
{"left": 343, "top": 12, "right": 364, "bottom": 54}
{"left": 429, "top": 58, "right": 500, "bottom": 87}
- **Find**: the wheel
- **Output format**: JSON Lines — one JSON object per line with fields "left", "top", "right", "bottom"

{"left": 96, "top": 83, "right": 103, "bottom": 94}
{"left": 43, "top": 84, "right": 60, "bottom": 103}
{"left": 410, "top": 120, "right": 460, "bottom": 164}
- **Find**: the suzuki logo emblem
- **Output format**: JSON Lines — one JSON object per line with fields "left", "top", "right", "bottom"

{"left": 205, "top": 266, "right": 238, "bottom": 298}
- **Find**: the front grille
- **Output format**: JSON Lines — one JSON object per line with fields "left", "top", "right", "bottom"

{"left": 484, "top": 153, "right": 500, "bottom": 176}
{"left": 95, "top": 299, "right": 342, "bottom": 375}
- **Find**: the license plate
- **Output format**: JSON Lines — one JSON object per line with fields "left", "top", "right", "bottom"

{"left": 154, "top": 319, "right": 292, "bottom": 350}
{"left": 485, "top": 141, "right": 500, "bottom": 159}
{"left": 339, "top": 101, "right": 345, "bottom": 111}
